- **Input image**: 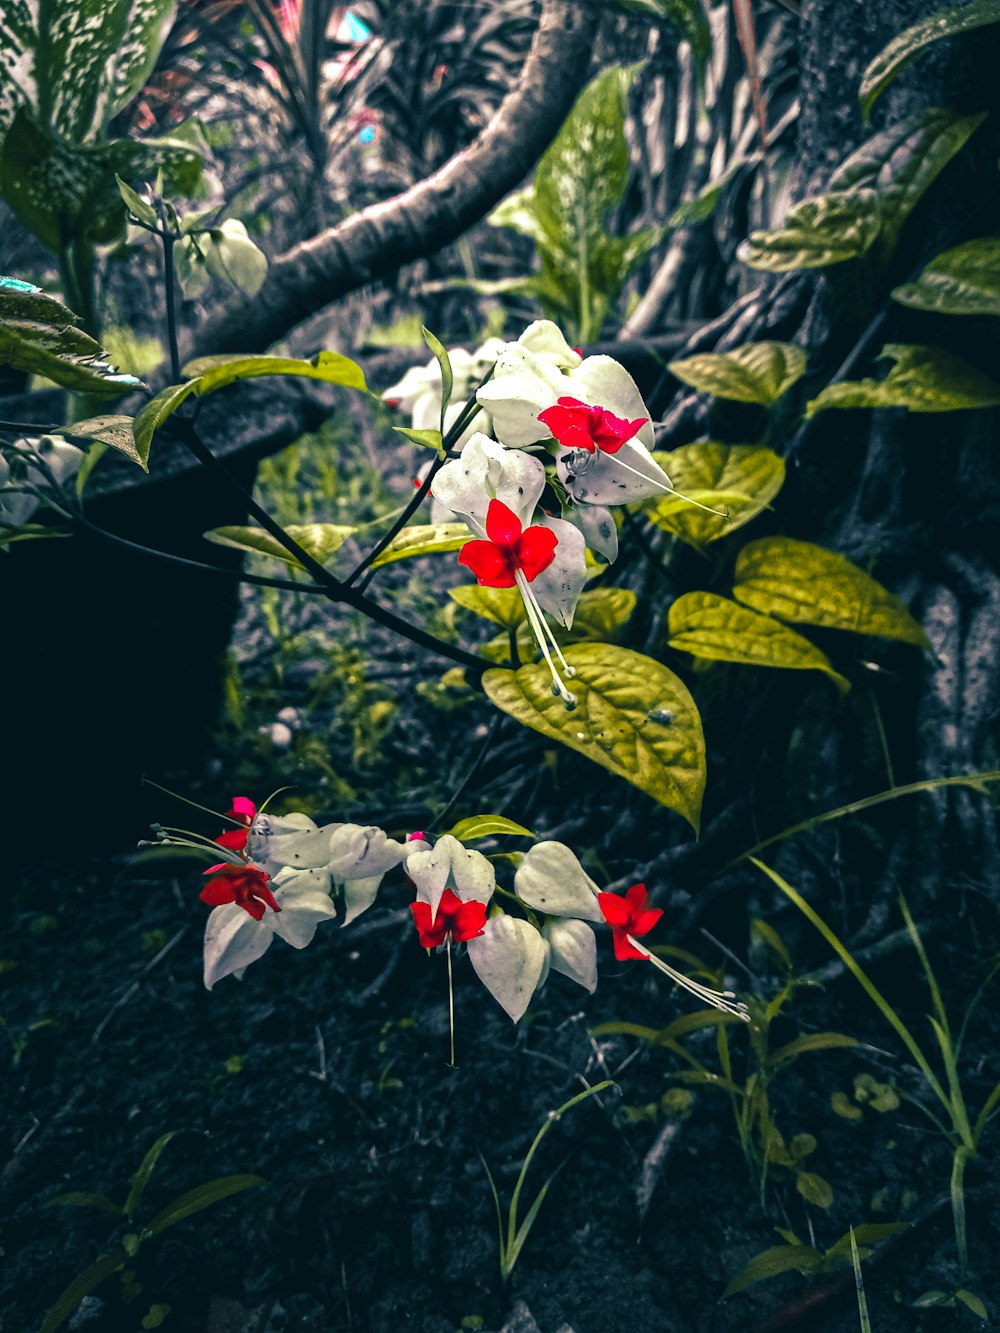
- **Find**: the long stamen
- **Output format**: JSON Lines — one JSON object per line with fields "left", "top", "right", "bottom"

{"left": 514, "top": 570, "right": 577, "bottom": 707}
{"left": 603, "top": 451, "right": 729, "bottom": 518}
{"left": 626, "top": 935, "right": 750, "bottom": 1020}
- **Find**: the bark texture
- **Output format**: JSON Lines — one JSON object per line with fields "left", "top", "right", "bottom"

{"left": 189, "top": 0, "right": 600, "bottom": 358}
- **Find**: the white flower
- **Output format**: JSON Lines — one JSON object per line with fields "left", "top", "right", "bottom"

{"left": 0, "top": 435, "right": 83, "bottom": 527}
{"left": 203, "top": 872, "right": 337, "bottom": 989}
{"left": 404, "top": 833, "right": 495, "bottom": 917}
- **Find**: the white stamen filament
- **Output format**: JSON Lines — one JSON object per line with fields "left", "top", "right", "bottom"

{"left": 514, "top": 570, "right": 577, "bottom": 708}
{"left": 626, "top": 935, "right": 750, "bottom": 1020}
{"left": 599, "top": 450, "right": 729, "bottom": 518}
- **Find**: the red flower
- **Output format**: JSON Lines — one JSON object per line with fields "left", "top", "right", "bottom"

{"left": 537, "top": 397, "right": 646, "bottom": 455}
{"left": 458, "top": 499, "right": 557, "bottom": 589}
{"left": 410, "top": 888, "right": 487, "bottom": 949}
{"left": 201, "top": 863, "right": 279, "bottom": 921}
{"left": 215, "top": 796, "right": 257, "bottom": 853}
{"left": 597, "top": 883, "right": 663, "bottom": 960}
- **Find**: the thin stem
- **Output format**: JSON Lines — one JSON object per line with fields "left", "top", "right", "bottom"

{"left": 0, "top": 421, "right": 65, "bottom": 435}
{"left": 431, "top": 709, "right": 505, "bottom": 833}
{"left": 176, "top": 418, "right": 487, "bottom": 674}
{"left": 159, "top": 206, "right": 182, "bottom": 383}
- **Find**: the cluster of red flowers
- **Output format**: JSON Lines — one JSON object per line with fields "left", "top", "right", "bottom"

{"left": 538, "top": 396, "right": 646, "bottom": 456}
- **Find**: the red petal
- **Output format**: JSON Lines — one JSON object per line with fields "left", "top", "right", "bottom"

{"left": 200, "top": 879, "right": 238, "bottom": 906}
{"left": 612, "top": 929, "right": 649, "bottom": 962}
{"left": 597, "top": 891, "right": 630, "bottom": 927}
{"left": 624, "top": 884, "right": 650, "bottom": 913}
{"left": 459, "top": 540, "right": 517, "bottom": 588}
{"left": 254, "top": 880, "right": 281, "bottom": 915}
{"left": 452, "top": 899, "right": 488, "bottom": 943}
{"left": 631, "top": 908, "right": 663, "bottom": 938}
{"left": 515, "top": 525, "right": 557, "bottom": 582}
{"left": 240, "top": 897, "right": 267, "bottom": 921}
{"left": 216, "top": 828, "right": 248, "bottom": 851}
{"left": 485, "top": 498, "right": 523, "bottom": 547}
{"left": 410, "top": 900, "right": 444, "bottom": 949}
{"left": 229, "top": 796, "right": 256, "bottom": 822}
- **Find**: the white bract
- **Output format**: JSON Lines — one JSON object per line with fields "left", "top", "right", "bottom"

{"left": 467, "top": 914, "right": 549, "bottom": 1022}
{"left": 382, "top": 339, "right": 505, "bottom": 447}
{"left": 542, "top": 918, "right": 597, "bottom": 993}
{"left": 203, "top": 873, "right": 337, "bottom": 989}
{"left": 0, "top": 435, "right": 83, "bottom": 528}
{"left": 514, "top": 841, "right": 603, "bottom": 921}
{"left": 328, "top": 823, "right": 409, "bottom": 924}
{"left": 405, "top": 833, "right": 495, "bottom": 917}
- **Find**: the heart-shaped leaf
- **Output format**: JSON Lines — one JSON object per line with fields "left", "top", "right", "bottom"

{"left": 806, "top": 344, "right": 1000, "bottom": 417}
{"left": 668, "top": 592, "right": 850, "bottom": 692}
{"left": 892, "top": 236, "right": 1000, "bottom": 317}
{"left": 668, "top": 342, "right": 806, "bottom": 404}
{"left": 860, "top": 0, "right": 1000, "bottom": 120}
{"left": 204, "top": 523, "right": 356, "bottom": 567}
{"left": 643, "top": 444, "right": 785, "bottom": 547}
{"left": 450, "top": 585, "right": 526, "bottom": 628}
{"left": 483, "top": 644, "right": 706, "bottom": 830}
{"left": 738, "top": 189, "right": 881, "bottom": 272}
{"left": 733, "top": 537, "right": 929, "bottom": 646}
{"left": 483, "top": 587, "right": 637, "bottom": 663}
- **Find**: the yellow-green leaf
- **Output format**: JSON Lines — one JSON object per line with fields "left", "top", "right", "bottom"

{"left": 367, "top": 522, "right": 470, "bottom": 571}
{"left": 450, "top": 585, "right": 526, "bottom": 629}
{"left": 393, "top": 425, "right": 444, "bottom": 451}
{"left": 722, "top": 1245, "right": 823, "bottom": 1298}
{"left": 644, "top": 444, "right": 785, "bottom": 547}
{"left": 831, "top": 1091, "right": 864, "bottom": 1121}
{"left": 860, "top": 0, "right": 1000, "bottom": 120}
{"left": 132, "top": 381, "right": 196, "bottom": 466}
{"left": 483, "top": 588, "right": 637, "bottom": 663}
{"left": 796, "top": 1171, "right": 834, "bottom": 1209}
{"left": 204, "top": 523, "right": 355, "bottom": 567}
{"left": 482, "top": 644, "right": 706, "bottom": 830}
{"left": 668, "top": 342, "right": 806, "bottom": 404}
{"left": 442, "top": 815, "right": 535, "bottom": 842}
{"left": 733, "top": 537, "right": 929, "bottom": 646}
{"left": 892, "top": 236, "right": 1000, "bottom": 317}
{"left": 738, "top": 190, "right": 881, "bottom": 272}
{"left": 667, "top": 592, "right": 850, "bottom": 693}
{"left": 806, "top": 343, "right": 1000, "bottom": 416}
{"left": 181, "top": 350, "right": 367, "bottom": 394}
{"left": 59, "top": 414, "right": 141, "bottom": 468}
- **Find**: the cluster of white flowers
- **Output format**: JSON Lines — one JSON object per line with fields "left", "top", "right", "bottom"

{"left": 0, "top": 435, "right": 82, "bottom": 530}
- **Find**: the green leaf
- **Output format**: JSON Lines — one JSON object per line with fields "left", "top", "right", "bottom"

{"left": 115, "top": 174, "right": 157, "bottom": 227}
{"left": 202, "top": 219, "right": 267, "bottom": 296}
{"left": 831, "top": 1090, "right": 865, "bottom": 1121}
{"left": 450, "top": 585, "right": 526, "bottom": 629}
{"left": 610, "top": 0, "right": 711, "bottom": 63}
{"left": 182, "top": 350, "right": 367, "bottom": 394}
{"left": 860, "top": 0, "right": 1000, "bottom": 120}
{"left": 892, "top": 235, "right": 1000, "bottom": 317}
{"left": 806, "top": 344, "right": 1000, "bottom": 417}
{"left": 482, "top": 644, "right": 706, "bottom": 830}
{"left": 367, "top": 522, "right": 470, "bottom": 571}
{"left": 738, "top": 189, "right": 882, "bottom": 272}
{"left": 40, "top": 1251, "right": 128, "bottom": 1333}
{"left": 733, "top": 537, "right": 930, "bottom": 646}
{"left": 485, "top": 588, "right": 637, "bottom": 664}
{"left": 132, "top": 381, "right": 196, "bottom": 465}
{"left": 0, "top": 278, "right": 142, "bottom": 395}
{"left": 393, "top": 426, "right": 444, "bottom": 452}
{"left": 767, "top": 1032, "right": 859, "bottom": 1067}
{"left": 644, "top": 444, "right": 785, "bottom": 548}
{"left": 668, "top": 342, "right": 806, "bottom": 404}
{"left": 796, "top": 1171, "right": 834, "bottom": 1209}
{"left": 827, "top": 109, "right": 986, "bottom": 261}
{"left": 144, "top": 1174, "right": 265, "bottom": 1237}
{"left": 443, "top": 815, "right": 536, "bottom": 842}
{"left": 750, "top": 918, "right": 792, "bottom": 970}
{"left": 722, "top": 1245, "right": 823, "bottom": 1298}
{"left": 204, "top": 523, "right": 355, "bottom": 568}
{"left": 841, "top": 1224, "right": 909, "bottom": 1248}
{"left": 421, "top": 327, "right": 453, "bottom": 431}
{"left": 125, "top": 1131, "right": 179, "bottom": 1220}
{"left": 955, "top": 1289, "right": 990, "bottom": 1320}
{"left": 59, "top": 415, "right": 143, "bottom": 469}
{"left": 47, "top": 1191, "right": 123, "bottom": 1215}
{"left": 668, "top": 592, "right": 850, "bottom": 692}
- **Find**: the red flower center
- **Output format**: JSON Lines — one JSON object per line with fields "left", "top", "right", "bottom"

{"left": 537, "top": 397, "right": 647, "bottom": 455}
{"left": 215, "top": 796, "right": 257, "bottom": 854}
{"left": 597, "top": 883, "right": 663, "bottom": 961}
{"left": 201, "top": 864, "right": 279, "bottom": 921}
{"left": 458, "top": 498, "right": 557, "bottom": 589}
{"left": 410, "top": 888, "right": 487, "bottom": 949}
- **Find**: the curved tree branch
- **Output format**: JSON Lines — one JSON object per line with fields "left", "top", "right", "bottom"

{"left": 191, "top": 0, "right": 601, "bottom": 358}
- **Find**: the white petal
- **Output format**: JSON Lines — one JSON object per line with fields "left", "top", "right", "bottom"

{"left": 476, "top": 344, "right": 570, "bottom": 447}
{"left": 203, "top": 904, "right": 273, "bottom": 989}
{"left": 271, "top": 865, "right": 332, "bottom": 895}
{"left": 405, "top": 834, "right": 495, "bottom": 916}
{"left": 517, "top": 320, "right": 582, "bottom": 370}
{"left": 341, "top": 874, "right": 383, "bottom": 926}
{"left": 431, "top": 434, "right": 545, "bottom": 530}
{"left": 467, "top": 915, "right": 549, "bottom": 1022}
{"left": 556, "top": 439, "right": 671, "bottom": 507}
{"left": 270, "top": 887, "right": 338, "bottom": 947}
{"left": 564, "top": 503, "right": 619, "bottom": 562}
{"left": 542, "top": 919, "right": 597, "bottom": 992}
{"left": 514, "top": 841, "right": 603, "bottom": 921}
{"left": 246, "top": 813, "right": 337, "bottom": 873}
{"left": 381, "top": 360, "right": 439, "bottom": 411}
{"left": 328, "top": 824, "right": 407, "bottom": 881}
{"left": 410, "top": 390, "right": 445, "bottom": 431}
{"left": 528, "top": 518, "right": 587, "bottom": 628}
{"left": 567, "top": 356, "right": 655, "bottom": 450}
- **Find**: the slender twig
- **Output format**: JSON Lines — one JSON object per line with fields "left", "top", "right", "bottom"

{"left": 0, "top": 420, "right": 65, "bottom": 435}
{"left": 176, "top": 417, "right": 487, "bottom": 674}
{"left": 431, "top": 708, "right": 506, "bottom": 832}
{"left": 158, "top": 204, "right": 183, "bottom": 383}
